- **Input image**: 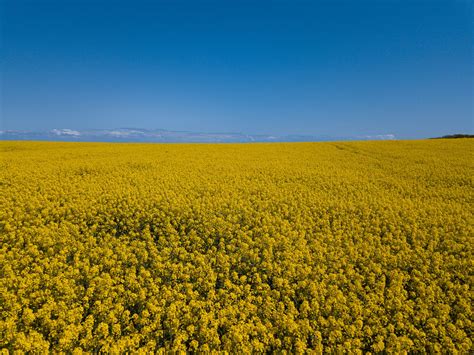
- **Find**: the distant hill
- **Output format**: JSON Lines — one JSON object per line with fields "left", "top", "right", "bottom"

{"left": 0, "top": 128, "right": 396, "bottom": 143}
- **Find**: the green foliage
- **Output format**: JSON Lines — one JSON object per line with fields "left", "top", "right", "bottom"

{"left": 0, "top": 140, "right": 472, "bottom": 352}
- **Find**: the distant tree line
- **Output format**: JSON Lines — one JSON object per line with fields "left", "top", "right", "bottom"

{"left": 432, "top": 134, "right": 473, "bottom": 139}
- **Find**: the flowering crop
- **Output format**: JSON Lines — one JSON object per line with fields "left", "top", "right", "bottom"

{"left": 0, "top": 139, "right": 472, "bottom": 352}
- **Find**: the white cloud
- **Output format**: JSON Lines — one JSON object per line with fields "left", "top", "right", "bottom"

{"left": 359, "top": 134, "right": 395, "bottom": 140}
{"left": 107, "top": 130, "right": 132, "bottom": 137}
{"left": 51, "top": 129, "right": 81, "bottom": 136}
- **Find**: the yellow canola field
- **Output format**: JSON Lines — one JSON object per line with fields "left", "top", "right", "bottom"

{"left": 0, "top": 139, "right": 472, "bottom": 353}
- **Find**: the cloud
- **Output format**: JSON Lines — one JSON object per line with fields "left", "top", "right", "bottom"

{"left": 51, "top": 129, "right": 81, "bottom": 136}
{"left": 106, "top": 129, "right": 148, "bottom": 137}
{"left": 359, "top": 134, "right": 396, "bottom": 140}
{"left": 107, "top": 130, "right": 131, "bottom": 137}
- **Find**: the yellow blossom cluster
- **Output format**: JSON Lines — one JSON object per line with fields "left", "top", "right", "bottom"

{"left": 0, "top": 139, "right": 472, "bottom": 352}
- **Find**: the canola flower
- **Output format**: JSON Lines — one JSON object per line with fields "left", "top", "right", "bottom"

{"left": 0, "top": 139, "right": 472, "bottom": 353}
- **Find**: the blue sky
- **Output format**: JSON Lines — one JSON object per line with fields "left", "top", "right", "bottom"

{"left": 1, "top": 0, "right": 472, "bottom": 138}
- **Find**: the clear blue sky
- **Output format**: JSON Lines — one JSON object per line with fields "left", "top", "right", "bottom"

{"left": 2, "top": 0, "right": 472, "bottom": 138}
